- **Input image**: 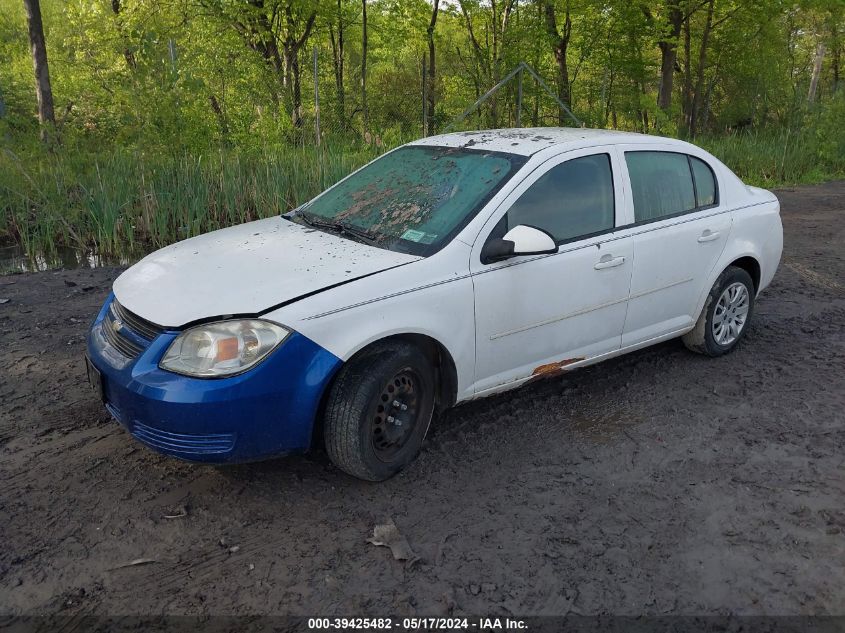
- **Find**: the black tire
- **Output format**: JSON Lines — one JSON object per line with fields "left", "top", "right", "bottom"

{"left": 323, "top": 341, "right": 436, "bottom": 481}
{"left": 683, "top": 266, "right": 755, "bottom": 357}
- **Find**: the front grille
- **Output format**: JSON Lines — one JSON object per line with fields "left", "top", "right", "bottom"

{"left": 131, "top": 421, "right": 235, "bottom": 455}
{"left": 101, "top": 300, "right": 162, "bottom": 359}
{"left": 111, "top": 300, "right": 163, "bottom": 340}
{"left": 102, "top": 313, "right": 144, "bottom": 358}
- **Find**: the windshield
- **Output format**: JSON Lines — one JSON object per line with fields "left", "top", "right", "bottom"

{"left": 291, "top": 145, "right": 526, "bottom": 256}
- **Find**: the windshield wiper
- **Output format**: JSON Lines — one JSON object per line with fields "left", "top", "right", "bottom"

{"left": 282, "top": 202, "right": 311, "bottom": 219}
{"left": 336, "top": 221, "right": 379, "bottom": 246}
{"left": 296, "top": 211, "right": 338, "bottom": 231}
{"left": 296, "top": 211, "right": 378, "bottom": 246}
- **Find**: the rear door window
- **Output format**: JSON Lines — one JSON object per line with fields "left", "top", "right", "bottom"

{"left": 625, "top": 151, "right": 696, "bottom": 223}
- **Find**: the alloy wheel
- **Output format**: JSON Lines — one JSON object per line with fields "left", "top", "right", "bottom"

{"left": 712, "top": 282, "right": 750, "bottom": 346}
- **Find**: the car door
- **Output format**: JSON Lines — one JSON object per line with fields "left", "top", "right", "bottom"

{"left": 470, "top": 149, "right": 633, "bottom": 396}
{"left": 618, "top": 147, "right": 732, "bottom": 347}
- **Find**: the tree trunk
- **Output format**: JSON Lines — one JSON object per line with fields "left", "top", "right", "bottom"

{"left": 689, "top": 0, "right": 715, "bottom": 137}
{"left": 493, "top": 0, "right": 515, "bottom": 127}
{"left": 291, "top": 51, "right": 303, "bottom": 127}
{"left": 329, "top": 0, "right": 345, "bottom": 124}
{"left": 226, "top": 4, "right": 284, "bottom": 111}
{"left": 258, "top": 36, "right": 284, "bottom": 108}
{"left": 657, "top": 0, "right": 683, "bottom": 113}
{"left": 282, "top": 47, "right": 294, "bottom": 119}
{"left": 209, "top": 94, "right": 229, "bottom": 140}
{"left": 110, "top": 0, "right": 137, "bottom": 70}
{"left": 807, "top": 42, "right": 826, "bottom": 102}
{"left": 425, "top": 0, "right": 440, "bottom": 135}
{"left": 532, "top": 0, "right": 541, "bottom": 126}
{"left": 490, "top": 0, "right": 500, "bottom": 126}
{"left": 457, "top": 0, "right": 491, "bottom": 124}
{"left": 361, "top": 0, "right": 369, "bottom": 132}
{"left": 702, "top": 71, "right": 717, "bottom": 129}
{"left": 281, "top": 8, "right": 316, "bottom": 129}
{"left": 641, "top": 81, "right": 649, "bottom": 131}
{"left": 22, "top": 0, "right": 56, "bottom": 141}
{"left": 681, "top": 12, "right": 693, "bottom": 135}
{"left": 603, "top": 68, "right": 614, "bottom": 127}
{"left": 542, "top": 0, "right": 572, "bottom": 124}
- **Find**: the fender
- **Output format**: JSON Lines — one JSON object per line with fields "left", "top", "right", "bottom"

{"left": 265, "top": 240, "right": 478, "bottom": 402}
{"left": 691, "top": 199, "right": 782, "bottom": 319}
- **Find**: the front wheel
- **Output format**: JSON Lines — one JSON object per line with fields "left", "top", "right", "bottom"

{"left": 683, "top": 266, "right": 755, "bottom": 357}
{"left": 323, "top": 341, "right": 435, "bottom": 481}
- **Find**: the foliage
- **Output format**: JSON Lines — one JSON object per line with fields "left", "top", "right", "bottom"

{"left": 700, "top": 123, "right": 845, "bottom": 187}
{"left": 0, "top": 0, "right": 843, "bottom": 263}
{"left": 0, "top": 145, "right": 380, "bottom": 258}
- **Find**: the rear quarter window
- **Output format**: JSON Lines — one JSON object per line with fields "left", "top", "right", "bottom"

{"left": 690, "top": 156, "right": 718, "bottom": 207}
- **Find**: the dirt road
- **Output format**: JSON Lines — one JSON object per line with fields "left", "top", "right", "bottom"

{"left": 1, "top": 182, "right": 844, "bottom": 618}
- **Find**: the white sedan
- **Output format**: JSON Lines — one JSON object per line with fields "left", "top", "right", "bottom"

{"left": 86, "top": 128, "right": 783, "bottom": 480}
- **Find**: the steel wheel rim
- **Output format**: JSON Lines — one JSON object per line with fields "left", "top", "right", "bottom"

{"left": 370, "top": 368, "right": 421, "bottom": 461}
{"left": 712, "top": 282, "right": 750, "bottom": 346}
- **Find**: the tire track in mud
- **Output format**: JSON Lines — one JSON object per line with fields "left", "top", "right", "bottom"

{"left": 783, "top": 257, "right": 843, "bottom": 293}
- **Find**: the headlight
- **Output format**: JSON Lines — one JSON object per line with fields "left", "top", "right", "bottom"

{"left": 160, "top": 320, "right": 290, "bottom": 377}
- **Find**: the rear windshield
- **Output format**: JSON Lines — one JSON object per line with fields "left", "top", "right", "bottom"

{"left": 294, "top": 145, "right": 526, "bottom": 256}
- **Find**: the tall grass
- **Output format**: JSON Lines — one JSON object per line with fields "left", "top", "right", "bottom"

{"left": 699, "top": 126, "right": 845, "bottom": 188}
{"left": 0, "top": 145, "right": 379, "bottom": 262}
{"left": 1, "top": 120, "right": 843, "bottom": 266}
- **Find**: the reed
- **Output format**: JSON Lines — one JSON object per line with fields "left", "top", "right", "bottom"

{"left": 0, "top": 144, "right": 379, "bottom": 262}
{"left": 1, "top": 123, "right": 843, "bottom": 265}
{"left": 698, "top": 126, "right": 844, "bottom": 187}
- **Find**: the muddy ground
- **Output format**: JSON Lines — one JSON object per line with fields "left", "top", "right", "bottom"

{"left": 1, "top": 182, "right": 844, "bottom": 619}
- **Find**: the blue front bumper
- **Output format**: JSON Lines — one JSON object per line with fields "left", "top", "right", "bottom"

{"left": 86, "top": 294, "right": 342, "bottom": 463}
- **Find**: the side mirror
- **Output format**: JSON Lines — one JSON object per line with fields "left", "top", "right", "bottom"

{"left": 480, "top": 225, "right": 557, "bottom": 264}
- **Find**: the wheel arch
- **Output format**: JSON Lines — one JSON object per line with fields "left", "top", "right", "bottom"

{"left": 310, "top": 332, "right": 459, "bottom": 447}
{"left": 690, "top": 251, "right": 763, "bottom": 331}
{"left": 383, "top": 333, "right": 459, "bottom": 412}
{"left": 728, "top": 255, "right": 761, "bottom": 293}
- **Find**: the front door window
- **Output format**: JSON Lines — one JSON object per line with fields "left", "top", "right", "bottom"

{"left": 494, "top": 153, "right": 616, "bottom": 244}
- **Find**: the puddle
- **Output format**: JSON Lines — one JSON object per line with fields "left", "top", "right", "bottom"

{"left": 0, "top": 239, "right": 136, "bottom": 274}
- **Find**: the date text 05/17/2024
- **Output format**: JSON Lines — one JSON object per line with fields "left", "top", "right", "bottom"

{"left": 307, "top": 617, "right": 528, "bottom": 630}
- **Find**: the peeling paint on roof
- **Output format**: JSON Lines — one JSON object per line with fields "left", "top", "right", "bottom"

{"left": 410, "top": 127, "right": 652, "bottom": 156}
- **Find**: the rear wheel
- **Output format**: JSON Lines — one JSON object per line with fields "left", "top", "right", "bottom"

{"left": 323, "top": 341, "right": 435, "bottom": 481}
{"left": 683, "top": 266, "right": 755, "bottom": 357}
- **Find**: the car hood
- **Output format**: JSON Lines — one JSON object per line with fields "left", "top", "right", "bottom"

{"left": 112, "top": 216, "right": 420, "bottom": 328}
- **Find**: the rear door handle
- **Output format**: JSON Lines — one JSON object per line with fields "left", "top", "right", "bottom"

{"left": 594, "top": 254, "right": 626, "bottom": 270}
{"left": 698, "top": 230, "right": 721, "bottom": 243}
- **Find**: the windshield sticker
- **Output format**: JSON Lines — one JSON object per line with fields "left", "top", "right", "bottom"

{"left": 401, "top": 229, "right": 428, "bottom": 243}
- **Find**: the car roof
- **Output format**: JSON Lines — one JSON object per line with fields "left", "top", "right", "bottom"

{"left": 408, "top": 127, "right": 661, "bottom": 156}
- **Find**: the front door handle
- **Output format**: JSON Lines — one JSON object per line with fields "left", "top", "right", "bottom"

{"left": 698, "top": 229, "right": 721, "bottom": 243}
{"left": 594, "top": 254, "right": 626, "bottom": 270}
